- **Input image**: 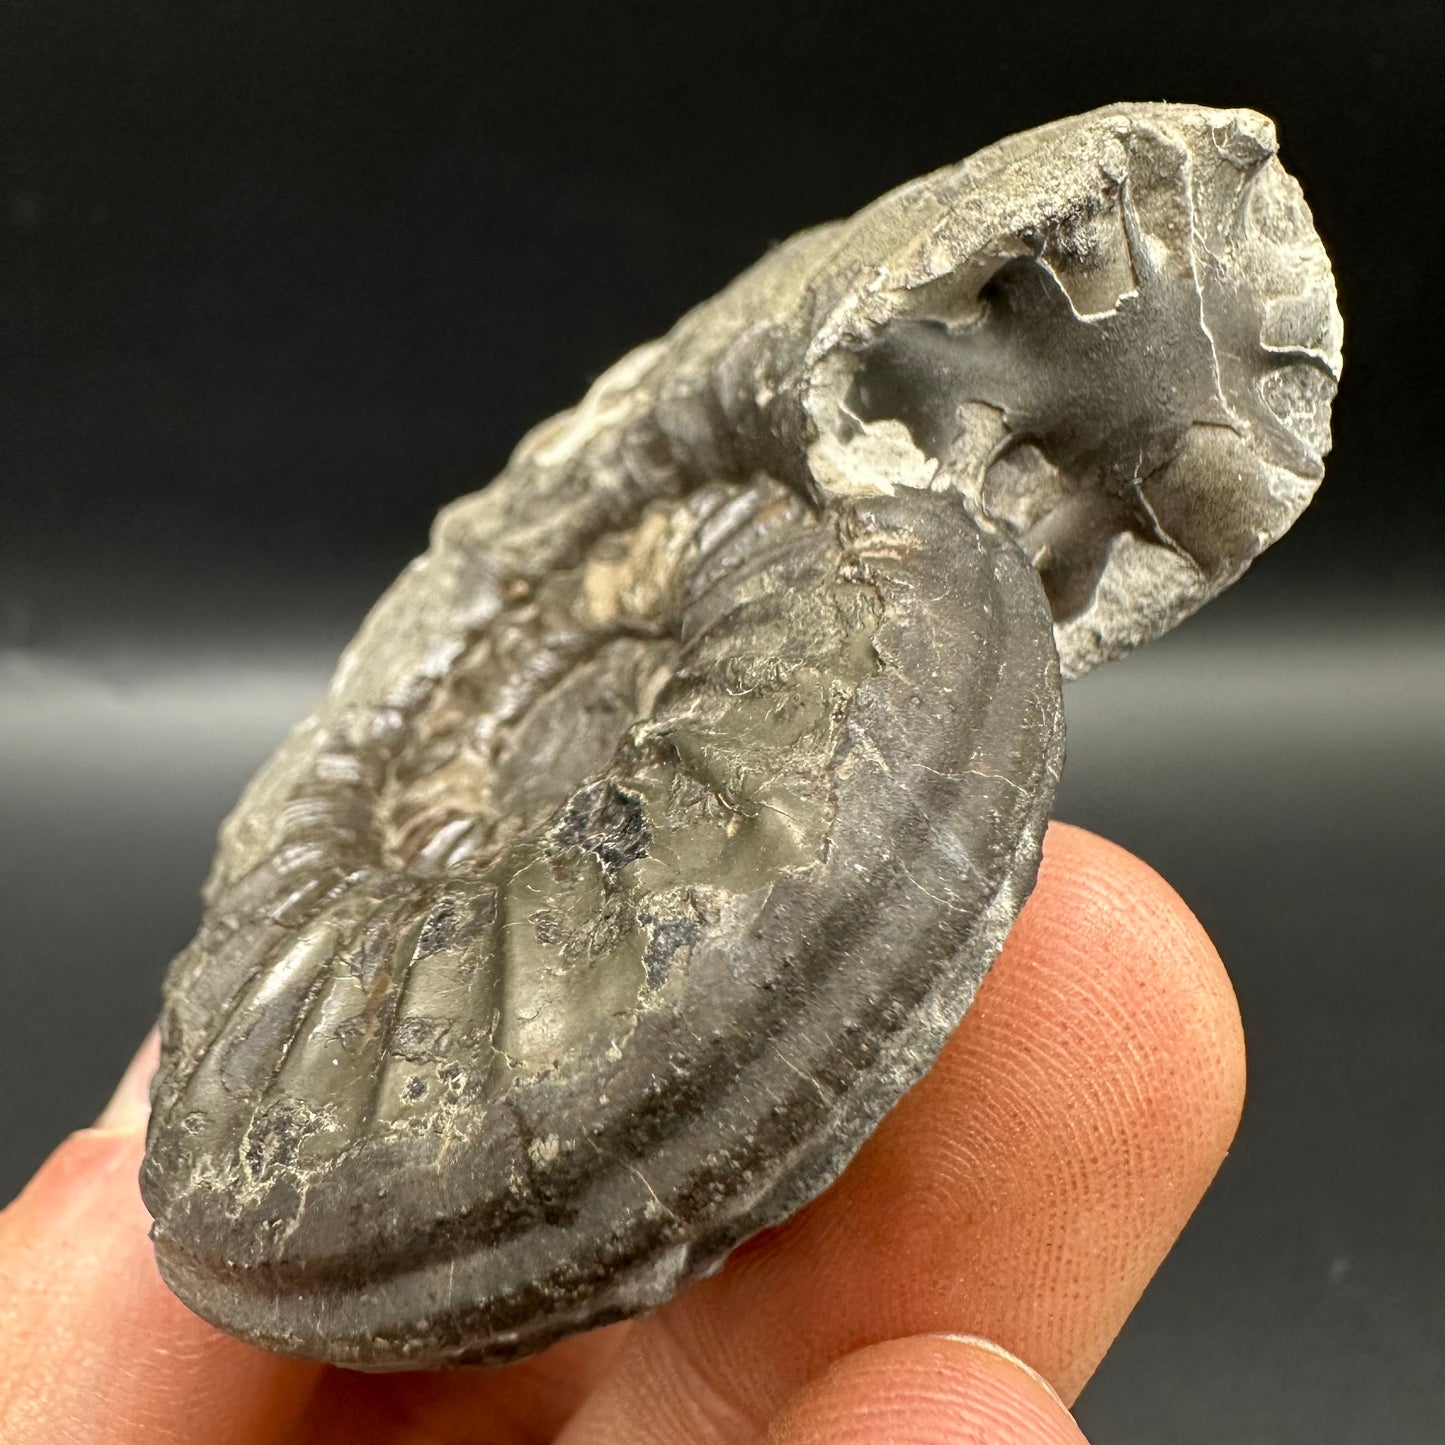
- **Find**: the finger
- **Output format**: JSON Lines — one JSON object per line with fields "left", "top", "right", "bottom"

{"left": 0, "top": 1030, "right": 324, "bottom": 1445}
{"left": 764, "top": 1335, "right": 1088, "bottom": 1445}
{"left": 1, "top": 1038, "right": 634, "bottom": 1445}
{"left": 559, "top": 822, "right": 1245, "bottom": 1444}
{"left": 291, "top": 1323, "right": 633, "bottom": 1445}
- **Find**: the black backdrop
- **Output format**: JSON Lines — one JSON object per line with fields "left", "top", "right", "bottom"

{"left": 3, "top": 3, "right": 1442, "bottom": 1440}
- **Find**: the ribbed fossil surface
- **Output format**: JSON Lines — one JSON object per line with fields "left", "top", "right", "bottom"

{"left": 141, "top": 102, "right": 1340, "bottom": 1368}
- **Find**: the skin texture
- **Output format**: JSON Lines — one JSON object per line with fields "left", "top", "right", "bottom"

{"left": 0, "top": 823, "right": 1245, "bottom": 1443}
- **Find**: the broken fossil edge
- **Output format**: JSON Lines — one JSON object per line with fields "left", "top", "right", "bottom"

{"left": 140, "top": 102, "right": 1340, "bottom": 1369}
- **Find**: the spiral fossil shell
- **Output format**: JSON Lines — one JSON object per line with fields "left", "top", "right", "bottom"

{"left": 141, "top": 102, "right": 1340, "bottom": 1367}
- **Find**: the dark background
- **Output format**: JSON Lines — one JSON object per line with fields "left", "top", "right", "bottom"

{"left": 2, "top": 2, "right": 1441, "bottom": 1439}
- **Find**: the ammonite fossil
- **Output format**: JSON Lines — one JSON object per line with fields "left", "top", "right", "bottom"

{"left": 140, "top": 102, "right": 1341, "bottom": 1368}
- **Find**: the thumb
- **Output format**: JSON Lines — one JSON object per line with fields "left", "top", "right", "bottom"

{"left": 0, "top": 1030, "right": 322, "bottom": 1445}
{"left": 763, "top": 1335, "right": 1090, "bottom": 1444}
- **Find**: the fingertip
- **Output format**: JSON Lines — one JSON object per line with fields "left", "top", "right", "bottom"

{"left": 942, "top": 820, "right": 1246, "bottom": 1396}
{"left": 2, "top": 1029, "right": 160, "bottom": 1219}
{"left": 514, "top": 824, "right": 1251, "bottom": 1441}
{"left": 1, "top": 1046, "right": 322, "bottom": 1445}
{"left": 1032, "top": 821, "right": 1247, "bottom": 1155}
{"left": 93, "top": 1027, "right": 161, "bottom": 1136}
{"left": 749, "top": 819, "right": 1248, "bottom": 1406}
{"left": 764, "top": 1334, "right": 1089, "bottom": 1444}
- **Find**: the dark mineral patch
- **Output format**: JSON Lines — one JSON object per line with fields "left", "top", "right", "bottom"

{"left": 552, "top": 780, "right": 651, "bottom": 875}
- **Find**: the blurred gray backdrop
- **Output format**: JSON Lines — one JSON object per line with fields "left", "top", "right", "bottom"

{"left": 3, "top": 3, "right": 1442, "bottom": 1440}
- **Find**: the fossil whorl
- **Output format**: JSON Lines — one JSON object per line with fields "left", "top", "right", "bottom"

{"left": 141, "top": 102, "right": 1340, "bottom": 1368}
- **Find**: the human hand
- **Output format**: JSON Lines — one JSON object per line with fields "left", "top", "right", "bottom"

{"left": 0, "top": 823, "right": 1244, "bottom": 1443}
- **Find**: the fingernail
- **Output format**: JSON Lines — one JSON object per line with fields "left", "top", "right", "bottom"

{"left": 94, "top": 1028, "right": 160, "bottom": 1135}
{"left": 928, "top": 1333, "right": 1067, "bottom": 1409}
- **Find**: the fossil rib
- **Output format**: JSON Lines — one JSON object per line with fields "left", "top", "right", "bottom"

{"left": 141, "top": 102, "right": 1340, "bottom": 1368}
